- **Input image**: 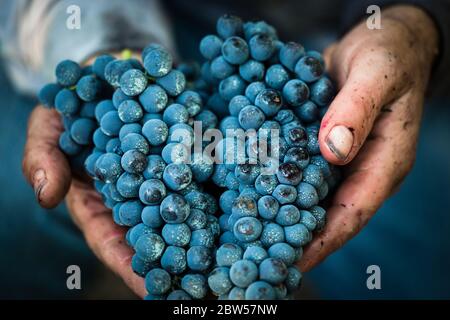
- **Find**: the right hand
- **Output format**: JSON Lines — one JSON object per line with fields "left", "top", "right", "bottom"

{"left": 22, "top": 106, "right": 146, "bottom": 298}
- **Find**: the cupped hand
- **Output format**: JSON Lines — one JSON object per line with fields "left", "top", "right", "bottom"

{"left": 22, "top": 106, "right": 146, "bottom": 298}
{"left": 298, "top": 5, "right": 439, "bottom": 272}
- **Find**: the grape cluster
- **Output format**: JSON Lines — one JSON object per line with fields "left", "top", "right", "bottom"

{"left": 197, "top": 15, "right": 339, "bottom": 299}
{"left": 37, "top": 14, "right": 340, "bottom": 300}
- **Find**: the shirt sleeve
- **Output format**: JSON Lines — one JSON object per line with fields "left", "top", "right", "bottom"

{"left": 341, "top": 0, "right": 450, "bottom": 97}
{"left": 0, "top": 0, "right": 175, "bottom": 95}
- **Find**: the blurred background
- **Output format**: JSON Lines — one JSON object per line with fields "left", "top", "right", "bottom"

{"left": 0, "top": 0, "right": 449, "bottom": 299}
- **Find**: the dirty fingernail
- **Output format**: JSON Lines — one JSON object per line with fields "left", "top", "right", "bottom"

{"left": 325, "top": 125, "right": 353, "bottom": 161}
{"left": 33, "top": 169, "right": 47, "bottom": 202}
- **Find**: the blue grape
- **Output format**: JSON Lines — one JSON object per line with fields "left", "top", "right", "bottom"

{"left": 131, "top": 254, "right": 153, "bottom": 277}
{"left": 128, "top": 223, "right": 155, "bottom": 246}
{"left": 118, "top": 200, "right": 143, "bottom": 226}
{"left": 244, "top": 20, "right": 277, "bottom": 40}
{"left": 284, "top": 147, "right": 310, "bottom": 169}
{"left": 190, "top": 229, "right": 214, "bottom": 248}
{"left": 260, "top": 222, "right": 285, "bottom": 247}
{"left": 160, "top": 193, "right": 190, "bottom": 223}
{"left": 141, "top": 205, "right": 163, "bottom": 228}
{"left": 239, "top": 60, "right": 265, "bottom": 82}
{"left": 217, "top": 14, "right": 243, "bottom": 39}
{"left": 100, "top": 110, "right": 123, "bottom": 136}
{"left": 105, "top": 137, "right": 122, "bottom": 155}
{"left": 138, "top": 178, "right": 166, "bottom": 205}
{"left": 142, "top": 119, "right": 168, "bottom": 146}
{"left": 187, "top": 246, "right": 212, "bottom": 271}
{"left": 216, "top": 243, "right": 243, "bottom": 267}
{"left": 135, "top": 232, "right": 165, "bottom": 262}
{"left": 279, "top": 42, "right": 305, "bottom": 71}
{"left": 276, "top": 204, "right": 300, "bottom": 226}
{"left": 208, "top": 267, "right": 232, "bottom": 296}
{"left": 120, "top": 69, "right": 147, "bottom": 96}
{"left": 282, "top": 123, "right": 308, "bottom": 147}
{"left": 176, "top": 90, "right": 202, "bottom": 117}
{"left": 162, "top": 223, "right": 191, "bottom": 247}
{"left": 95, "top": 100, "right": 115, "bottom": 122}
{"left": 76, "top": 75, "right": 101, "bottom": 101}
{"left": 38, "top": 83, "right": 61, "bottom": 107}
{"left": 238, "top": 105, "right": 265, "bottom": 130}
{"left": 299, "top": 210, "right": 317, "bottom": 231}
{"left": 161, "top": 246, "right": 187, "bottom": 275}
{"left": 259, "top": 258, "right": 288, "bottom": 284}
{"left": 255, "top": 88, "right": 283, "bottom": 116}
{"left": 69, "top": 118, "right": 97, "bottom": 146}
{"left": 163, "top": 103, "right": 189, "bottom": 126}
{"left": 282, "top": 79, "right": 309, "bottom": 107}
{"left": 222, "top": 36, "right": 249, "bottom": 65}
{"left": 231, "top": 195, "right": 257, "bottom": 217}
{"left": 116, "top": 172, "right": 144, "bottom": 198}
{"left": 121, "top": 133, "right": 149, "bottom": 154}
{"left": 55, "top": 59, "right": 82, "bottom": 86}
{"left": 119, "top": 123, "right": 142, "bottom": 141}
{"left": 310, "top": 76, "right": 334, "bottom": 106}
{"left": 285, "top": 266, "right": 302, "bottom": 293}
{"left": 163, "top": 163, "right": 192, "bottom": 191}
{"left": 245, "top": 281, "right": 275, "bottom": 300}
{"left": 211, "top": 164, "right": 228, "bottom": 188}
{"left": 219, "top": 190, "right": 240, "bottom": 215}
{"left": 143, "top": 46, "right": 172, "bottom": 77}
{"left": 117, "top": 100, "right": 143, "bottom": 123}
{"left": 210, "top": 56, "right": 235, "bottom": 80}
{"left": 104, "top": 60, "right": 133, "bottom": 87}
{"left": 302, "top": 164, "right": 324, "bottom": 188}
{"left": 257, "top": 195, "right": 279, "bottom": 220}
{"left": 219, "top": 75, "right": 246, "bottom": 101}
{"left": 55, "top": 89, "right": 80, "bottom": 116}
{"left": 294, "top": 56, "right": 324, "bottom": 83}
{"left": 228, "top": 287, "right": 245, "bottom": 300}
{"left": 245, "top": 81, "right": 266, "bottom": 103}
{"left": 181, "top": 274, "right": 207, "bottom": 299}
{"left": 139, "top": 84, "right": 168, "bottom": 113}
{"left": 255, "top": 175, "right": 278, "bottom": 196}
{"left": 94, "top": 152, "right": 122, "bottom": 183}
{"left": 219, "top": 231, "right": 238, "bottom": 245}
{"left": 276, "top": 162, "right": 302, "bottom": 186}
{"left": 249, "top": 34, "right": 275, "bottom": 61}
{"left": 294, "top": 100, "right": 319, "bottom": 123}
{"left": 228, "top": 95, "right": 251, "bottom": 116}
{"left": 143, "top": 154, "right": 166, "bottom": 180}
{"left": 268, "top": 243, "right": 296, "bottom": 266}
{"left": 265, "top": 64, "right": 289, "bottom": 90}
{"left": 230, "top": 259, "right": 258, "bottom": 288}
{"left": 309, "top": 205, "right": 326, "bottom": 229}
{"left": 167, "top": 290, "right": 191, "bottom": 300}
{"left": 79, "top": 101, "right": 96, "bottom": 118}
{"left": 206, "top": 92, "right": 228, "bottom": 118}
{"left": 156, "top": 70, "right": 186, "bottom": 96}
{"left": 59, "top": 131, "right": 81, "bottom": 156}
{"left": 121, "top": 149, "right": 147, "bottom": 174}
{"left": 92, "top": 54, "right": 115, "bottom": 80}
{"left": 233, "top": 217, "right": 263, "bottom": 242}
{"left": 284, "top": 223, "right": 311, "bottom": 247}
{"left": 272, "top": 184, "right": 297, "bottom": 204}
{"left": 84, "top": 151, "right": 102, "bottom": 176}
{"left": 185, "top": 209, "right": 207, "bottom": 231}
{"left": 243, "top": 246, "right": 268, "bottom": 265}
{"left": 145, "top": 268, "right": 171, "bottom": 295}
{"left": 296, "top": 182, "right": 319, "bottom": 208}
{"left": 199, "top": 35, "right": 223, "bottom": 60}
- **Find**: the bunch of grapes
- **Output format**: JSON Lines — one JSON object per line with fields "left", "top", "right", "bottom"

{"left": 37, "top": 14, "right": 340, "bottom": 300}
{"left": 197, "top": 15, "right": 340, "bottom": 299}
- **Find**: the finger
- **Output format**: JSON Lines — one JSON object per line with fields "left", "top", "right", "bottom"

{"left": 299, "top": 91, "right": 421, "bottom": 272}
{"left": 22, "top": 106, "right": 72, "bottom": 208}
{"left": 66, "top": 180, "right": 146, "bottom": 298}
{"left": 319, "top": 47, "right": 408, "bottom": 165}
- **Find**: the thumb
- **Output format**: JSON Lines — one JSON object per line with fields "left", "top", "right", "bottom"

{"left": 23, "top": 106, "right": 72, "bottom": 208}
{"left": 318, "top": 51, "right": 401, "bottom": 165}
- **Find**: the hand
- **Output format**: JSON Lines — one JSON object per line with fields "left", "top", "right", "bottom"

{"left": 22, "top": 106, "right": 146, "bottom": 298}
{"left": 298, "top": 5, "right": 439, "bottom": 271}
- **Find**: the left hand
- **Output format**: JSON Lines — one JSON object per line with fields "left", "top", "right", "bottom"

{"left": 298, "top": 5, "right": 439, "bottom": 271}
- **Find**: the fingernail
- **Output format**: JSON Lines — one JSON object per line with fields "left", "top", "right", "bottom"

{"left": 33, "top": 169, "right": 47, "bottom": 202}
{"left": 325, "top": 125, "right": 353, "bottom": 160}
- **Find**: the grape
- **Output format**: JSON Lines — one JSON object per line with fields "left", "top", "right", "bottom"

{"left": 254, "top": 88, "right": 283, "bottom": 116}
{"left": 230, "top": 259, "right": 258, "bottom": 288}
{"left": 265, "top": 64, "right": 289, "bottom": 90}
{"left": 260, "top": 222, "right": 285, "bottom": 247}
{"left": 59, "top": 131, "right": 82, "bottom": 155}
{"left": 139, "top": 179, "right": 166, "bottom": 205}
{"left": 120, "top": 149, "right": 147, "bottom": 174}
{"left": 285, "top": 266, "right": 302, "bottom": 293}
{"left": 142, "top": 119, "right": 168, "bottom": 146}
{"left": 284, "top": 223, "right": 311, "bottom": 247}
{"left": 163, "top": 103, "right": 189, "bottom": 126}
{"left": 120, "top": 69, "right": 148, "bottom": 96}
{"left": 55, "top": 60, "right": 82, "bottom": 86}
{"left": 272, "top": 184, "right": 297, "bottom": 204}
{"left": 141, "top": 205, "right": 163, "bottom": 228}
{"left": 222, "top": 37, "right": 249, "bottom": 65}
{"left": 100, "top": 110, "right": 123, "bottom": 136}
{"left": 139, "top": 84, "right": 168, "bottom": 113}
{"left": 186, "top": 246, "right": 212, "bottom": 271}
{"left": 117, "top": 100, "right": 143, "bottom": 123}
{"left": 94, "top": 153, "right": 122, "bottom": 183}
{"left": 276, "top": 204, "right": 301, "bottom": 226}
{"left": 217, "top": 14, "right": 243, "bottom": 39}
{"left": 243, "top": 246, "right": 268, "bottom": 265}
{"left": 210, "top": 56, "right": 235, "bottom": 80}
{"left": 228, "top": 287, "right": 245, "bottom": 300}
{"left": 162, "top": 223, "right": 191, "bottom": 247}
{"left": 104, "top": 60, "right": 133, "bottom": 87}
{"left": 95, "top": 100, "right": 115, "bottom": 122}
{"left": 55, "top": 89, "right": 80, "bottom": 116}
{"left": 219, "top": 75, "right": 246, "bottom": 101}
{"left": 276, "top": 162, "right": 302, "bottom": 186}
{"left": 219, "top": 190, "right": 239, "bottom": 215}
{"left": 167, "top": 290, "right": 191, "bottom": 300}
{"left": 105, "top": 137, "right": 123, "bottom": 155}
{"left": 118, "top": 200, "right": 144, "bottom": 226}
{"left": 132, "top": 254, "right": 153, "bottom": 277}
{"left": 279, "top": 42, "right": 305, "bottom": 71}
{"left": 119, "top": 123, "right": 142, "bottom": 141}
{"left": 257, "top": 195, "right": 279, "bottom": 220}
{"left": 199, "top": 35, "right": 223, "bottom": 60}
{"left": 135, "top": 232, "right": 165, "bottom": 262}
{"left": 116, "top": 172, "right": 144, "bottom": 198}
{"left": 239, "top": 60, "right": 265, "bottom": 82}
{"left": 284, "top": 146, "right": 310, "bottom": 169}
{"left": 245, "top": 81, "right": 266, "bottom": 103}
{"left": 121, "top": 133, "right": 149, "bottom": 154}
{"left": 255, "top": 175, "right": 278, "bottom": 196}
{"left": 163, "top": 163, "right": 192, "bottom": 191}
{"left": 249, "top": 34, "right": 275, "bottom": 61}
{"left": 76, "top": 75, "right": 101, "bottom": 101}
{"left": 268, "top": 243, "right": 296, "bottom": 266}
{"left": 160, "top": 193, "right": 190, "bottom": 224}
{"left": 92, "top": 54, "right": 115, "bottom": 80}
{"left": 156, "top": 70, "right": 186, "bottom": 96}
{"left": 282, "top": 79, "right": 309, "bottom": 107}
{"left": 233, "top": 217, "right": 263, "bottom": 242}
{"left": 161, "top": 246, "right": 187, "bottom": 275}
{"left": 228, "top": 95, "right": 251, "bottom": 116}
{"left": 181, "top": 274, "right": 207, "bottom": 299}
{"left": 238, "top": 105, "right": 265, "bottom": 130}
{"left": 190, "top": 229, "right": 214, "bottom": 248}
{"left": 294, "top": 56, "right": 324, "bottom": 83}
{"left": 231, "top": 195, "right": 257, "bottom": 217}
{"left": 185, "top": 209, "right": 207, "bottom": 231}
{"left": 259, "top": 257, "right": 288, "bottom": 284}
{"left": 38, "top": 83, "right": 61, "bottom": 107}
{"left": 208, "top": 267, "right": 232, "bottom": 296}
{"left": 310, "top": 76, "right": 334, "bottom": 106}
{"left": 296, "top": 182, "right": 319, "bottom": 208}
{"left": 245, "top": 281, "right": 275, "bottom": 300}
{"left": 80, "top": 101, "right": 96, "bottom": 119}
{"left": 143, "top": 46, "right": 173, "bottom": 77}
{"left": 145, "top": 268, "right": 171, "bottom": 295}
{"left": 176, "top": 90, "right": 202, "bottom": 117}
{"left": 216, "top": 243, "right": 243, "bottom": 267}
